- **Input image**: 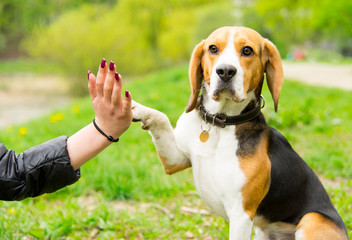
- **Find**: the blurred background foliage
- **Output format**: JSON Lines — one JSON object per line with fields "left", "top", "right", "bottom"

{"left": 0, "top": 0, "right": 351, "bottom": 95}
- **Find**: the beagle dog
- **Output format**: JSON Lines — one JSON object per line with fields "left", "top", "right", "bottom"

{"left": 131, "top": 26, "right": 348, "bottom": 240}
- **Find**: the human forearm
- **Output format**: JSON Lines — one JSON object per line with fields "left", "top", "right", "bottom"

{"left": 67, "top": 123, "right": 112, "bottom": 170}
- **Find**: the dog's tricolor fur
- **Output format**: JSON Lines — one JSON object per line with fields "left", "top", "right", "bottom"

{"left": 132, "top": 26, "right": 348, "bottom": 240}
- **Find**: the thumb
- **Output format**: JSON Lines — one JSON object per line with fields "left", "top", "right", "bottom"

{"left": 88, "top": 70, "right": 97, "bottom": 101}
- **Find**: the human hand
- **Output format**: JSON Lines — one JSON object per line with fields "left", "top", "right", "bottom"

{"left": 88, "top": 58, "right": 132, "bottom": 140}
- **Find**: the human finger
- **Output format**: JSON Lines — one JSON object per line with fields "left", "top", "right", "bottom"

{"left": 122, "top": 90, "right": 132, "bottom": 116}
{"left": 104, "top": 60, "right": 116, "bottom": 101}
{"left": 111, "top": 73, "right": 123, "bottom": 107}
{"left": 96, "top": 58, "right": 107, "bottom": 97}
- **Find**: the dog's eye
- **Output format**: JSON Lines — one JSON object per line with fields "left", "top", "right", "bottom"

{"left": 241, "top": 46, "right": 254, "bottom": 56}
{"left": 209, "top": 45, "right": 219, "bottom": 54}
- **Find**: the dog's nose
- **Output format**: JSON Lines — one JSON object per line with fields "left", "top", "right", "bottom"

{"left": 216, "top": 64, "right": 237, "bottom": 82}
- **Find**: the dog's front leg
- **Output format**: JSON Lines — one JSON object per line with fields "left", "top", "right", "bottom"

{"left": 228, "top": 212, "right": 253, "bottom": 240}
{"left": 132, "top": 101, "right": 191, "bottom": 174}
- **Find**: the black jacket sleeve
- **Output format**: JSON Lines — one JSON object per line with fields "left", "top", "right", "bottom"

{"left": 0, "top": 136, "right": 81, "bottom": 201}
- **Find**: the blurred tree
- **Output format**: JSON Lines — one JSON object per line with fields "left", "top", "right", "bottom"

{"left": 2, "top": 0, "right": 351, "bottom": 61}
{"left": 310, "top": 0, "right": 352, "bottom": 56}
{"left": 0, "top": 0, "right": 116, "bottom": 58}
{"left": 193, "top": 2, "right": 237, "bottom": 41}
{"left": 242, "top": 0, "right": 352, "bottom": 57}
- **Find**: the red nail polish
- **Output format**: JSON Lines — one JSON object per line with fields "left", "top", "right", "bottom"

{"left": 115, "top": 72, "right": 120, "bottom": 81}
{"left": 109, "top": 61, "right": 114, "bottom": 71}
{"left": 100, "top": 58, "right": 106, "bottom": 68}
{"left": 87, "top": 70, "right": 91, "bottom": 80}
{"left": 125, "top": 90, "right": 130, "bottom": 98}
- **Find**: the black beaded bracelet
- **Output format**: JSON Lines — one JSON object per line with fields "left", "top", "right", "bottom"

{"left": 93, "top": 119, "right": 119, "bottom": 142}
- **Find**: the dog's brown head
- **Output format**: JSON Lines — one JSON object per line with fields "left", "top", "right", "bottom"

{"left": 185, "top": 26, "right": 283, "bottom": 113}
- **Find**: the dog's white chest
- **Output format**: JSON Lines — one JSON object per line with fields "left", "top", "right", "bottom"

{"left": 175, "top": 112, "right": 246, "bottom": 219}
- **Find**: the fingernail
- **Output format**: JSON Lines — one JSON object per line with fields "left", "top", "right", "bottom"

{"left": 125, "top": 90, "right": 130, "bottom": 98}
{"left": 109, "top": 61, "right": 114, "bottom": 71}
{"left": 87, "top": 70, "right": 91, "bottom": 80}
{"left": 115, "top": 72, "right": 120, "bottom": 81}
{"left": 100, "top": 58, "right": 106, "bottom": 68}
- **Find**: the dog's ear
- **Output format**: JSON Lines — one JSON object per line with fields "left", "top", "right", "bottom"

{"left": 185, "top": 40, "right": 205, "bottom": 113}
{"left": 264, "top": 39, "right": 283, "bottom": 112}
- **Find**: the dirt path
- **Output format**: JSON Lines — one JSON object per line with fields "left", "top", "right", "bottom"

{"left": 0, "top": 62, "right": 351, "bottom": 129}
{"left": 0, "top": 74, "right": 70, "bottom": 129}
{"left": 283, "top": 62, "right": 352, "bottom": 90}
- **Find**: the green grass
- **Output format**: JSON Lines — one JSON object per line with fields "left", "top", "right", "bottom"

{"left": 0, "top": 65, "right": 351, "bottom": 239}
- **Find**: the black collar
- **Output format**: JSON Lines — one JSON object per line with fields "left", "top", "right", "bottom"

{"left": 198, "top": 96, "right": 265, "bottom": 128}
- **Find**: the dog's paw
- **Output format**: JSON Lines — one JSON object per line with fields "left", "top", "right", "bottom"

{"left": 131, "top": 100, "right": 143, "bottom": 122}
{"left": 131, "top": 100, "right": 153, "bottom": 130}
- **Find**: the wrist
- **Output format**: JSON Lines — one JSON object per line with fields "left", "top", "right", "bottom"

{"left": 93, "top": 119, "right": 120, "bottom": 143}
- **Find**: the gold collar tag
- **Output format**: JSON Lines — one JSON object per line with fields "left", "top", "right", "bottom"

{"left": 199, "top": 131, "right": 209, "bottom": 143}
